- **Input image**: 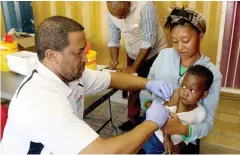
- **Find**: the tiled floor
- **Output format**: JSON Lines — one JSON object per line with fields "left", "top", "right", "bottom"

{"left": 84, "top": 100, "right": 128, "bottom": 138}
{"left": 109, "top": 90, "right": 128, "bottom": 105}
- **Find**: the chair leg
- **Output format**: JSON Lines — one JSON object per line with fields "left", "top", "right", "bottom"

{"left": 107, "top": 98, "right": 118, "bottom": 136}
{"left": 122, "top": 90, "right": 128, "bottom": 99}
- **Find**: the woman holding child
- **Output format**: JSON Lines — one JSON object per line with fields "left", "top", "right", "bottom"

{"left": 139, "top": 7, "right": 222, "bottom": 154}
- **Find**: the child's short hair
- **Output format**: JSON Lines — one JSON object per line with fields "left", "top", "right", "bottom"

{"left": 187, "top": 65, "right": 214, "bottom": 91}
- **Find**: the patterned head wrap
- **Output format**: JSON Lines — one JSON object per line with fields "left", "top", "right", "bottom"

{"left": 165, "top": 6, "right": 206, "bottom": 34}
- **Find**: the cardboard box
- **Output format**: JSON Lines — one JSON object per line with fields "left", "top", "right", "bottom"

{"left": 7, "top": 28, "right": 36, "bottom": 52}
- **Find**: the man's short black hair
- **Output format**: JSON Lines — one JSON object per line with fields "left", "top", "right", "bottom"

{"left": 35, "top": 16, "right": 84, "bottom": 61}
{"left": 187, "top": 65, "right": 214, "bottom": 91}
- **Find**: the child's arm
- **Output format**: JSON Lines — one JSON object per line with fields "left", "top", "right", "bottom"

{"left": 164, "top": 89, "right": 180, "bottom": 107}
{"left": 161, "top": 126, "right": 179, "bottom": 154}
{"left": 161, "top": 125, "right": 171, "bottom": 140}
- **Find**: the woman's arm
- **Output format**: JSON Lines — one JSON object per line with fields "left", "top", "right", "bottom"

{"left": 139, "top": 56, "right": 157, "bottom": 110}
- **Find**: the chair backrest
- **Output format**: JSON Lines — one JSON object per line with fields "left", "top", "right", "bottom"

{"left": 0, "top": 105, "right": 8, "bottom": 140}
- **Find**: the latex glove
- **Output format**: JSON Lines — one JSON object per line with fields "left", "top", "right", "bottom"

{"left": 146, "top": 80, "right": 174, "bottom": 101}
{"left": 146, "top": 100, "right": 169, "bottom": 128}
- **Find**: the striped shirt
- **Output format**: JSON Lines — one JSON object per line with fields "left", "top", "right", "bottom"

{"left": 108, "top": 2, "right": 159, "bottom": 49}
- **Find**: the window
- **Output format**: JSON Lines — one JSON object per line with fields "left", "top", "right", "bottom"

{"left": 1, "top": 1, "right": 35, "bottom": 33}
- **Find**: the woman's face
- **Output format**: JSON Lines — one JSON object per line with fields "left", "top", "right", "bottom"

{"left": 170, "top": 24, "right": 202, "bottom": 60}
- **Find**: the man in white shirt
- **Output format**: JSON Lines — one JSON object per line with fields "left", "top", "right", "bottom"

{"left": 0, "top": 16, "right": 173, "bottom": 154}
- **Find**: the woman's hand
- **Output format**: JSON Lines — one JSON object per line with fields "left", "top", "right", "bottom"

{"left": 165, "top": 112, "right": 188, "bottom": 136}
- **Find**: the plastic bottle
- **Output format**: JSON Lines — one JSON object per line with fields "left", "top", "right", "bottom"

{"left": 0, "top": 34, "right": 18, "bottom": 71}
{"left": 85, "top": 41, "right": 97, "bottom": 70}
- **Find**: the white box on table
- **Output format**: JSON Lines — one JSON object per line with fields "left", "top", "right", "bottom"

{"left": 6, "top": 51, "right": 38, "bottom": 76}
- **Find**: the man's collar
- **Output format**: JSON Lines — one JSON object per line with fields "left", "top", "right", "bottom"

{"left": 37, "top": 62, "right": 73, "bottom": 97}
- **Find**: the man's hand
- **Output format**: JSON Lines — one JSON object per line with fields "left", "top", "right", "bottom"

{"left": 165, "top": 112, "right": 188, "bottom": 135}
{"left": 118, "top": 66, "right": 136, "bottom": 74}
{"left": 146, "top": 100, "right": 169, "bottom": 128}
{"left": 146, "top": 80, "right": 174, "bottom": 100}
{"left": 109, "top": 60, "right": 119, "bottom": 70}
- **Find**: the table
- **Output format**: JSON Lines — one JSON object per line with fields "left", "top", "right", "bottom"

{"left": 0, "top": 65, "right": 118, "bottom": 135}
{"left": 84, "top": 88, "right": 118, "bottom": 135}
{"left": 0, "top": 65, "right": 108, "bottom": 100}
{"left": 1, "top": 71, "right": 25, "bottom": 100}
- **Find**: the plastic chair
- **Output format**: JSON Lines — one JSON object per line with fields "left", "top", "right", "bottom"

{"left": 1, "top": 105, "right": 8, "bottom": 140}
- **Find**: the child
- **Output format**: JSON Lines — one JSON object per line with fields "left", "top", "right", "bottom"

{"left": 142, "top": 65, "right": 214, "bottom": 154}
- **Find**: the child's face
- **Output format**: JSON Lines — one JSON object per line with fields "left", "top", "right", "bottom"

{"left": 179, "top": 73, "right": 207, "bottom": 105}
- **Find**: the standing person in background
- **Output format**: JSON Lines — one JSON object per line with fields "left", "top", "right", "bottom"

{"left": 107, "top": 1, "right": 168, "bottom": 131}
